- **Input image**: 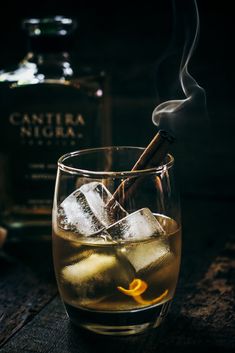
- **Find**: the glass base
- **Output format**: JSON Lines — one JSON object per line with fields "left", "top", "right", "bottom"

{"left": 65, "top": 300, "right": 172, "bottom": 336}
{"left": 80, "top": 322, "right": 151, "bottom": 336}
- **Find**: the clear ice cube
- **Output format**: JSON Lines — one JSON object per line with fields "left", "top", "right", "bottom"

{"left": 58, "top": 189, "right": 104, "bottom": 235}
{"left": 61, "top": 251, "right": 135, "bottom": 304}
{"left": 121, "top": 238, "right": 171, "bottom": 273}
{"left": 80, "top": 182, "right": 128, "bottom": 225}
{"left": 147, "top": 251, "right": 177, "bottom": 286}
{"left": 106, "top": 207, "right": 165, "bottom": 241}
{"left": 58, "top": 181, "right": 128, "bottom": 236}
{"left": 106, "top": 207, "right": 169, "bottom": 273}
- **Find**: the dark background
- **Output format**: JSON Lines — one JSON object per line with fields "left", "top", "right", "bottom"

{"left": 0, "top": 0, "right": 234, "bottom": 197}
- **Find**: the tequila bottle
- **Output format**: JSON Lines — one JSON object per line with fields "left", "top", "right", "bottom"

{"left": 0, "top": 16, "right": 111, "bottom": 239}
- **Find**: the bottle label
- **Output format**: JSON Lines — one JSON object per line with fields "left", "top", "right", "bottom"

{"left": 9, "top": 112, "right": 85, "bottom": 143}
{"left": 0, "top": 83, "right": 104, "bottom": 217}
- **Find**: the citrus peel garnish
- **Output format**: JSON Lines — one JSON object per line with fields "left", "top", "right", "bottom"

{"left": 117, "top": 278, "right": 148, "bottom": 296}
{"left": 117, "top": 278, "right": 168, "bottom": 305}
{"left": 133, "top": 289, "right": 168, "bottom": 305}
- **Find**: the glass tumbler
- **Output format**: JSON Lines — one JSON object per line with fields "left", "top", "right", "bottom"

{"left": 52, "top": 147, "right": 181, "bottom": 335}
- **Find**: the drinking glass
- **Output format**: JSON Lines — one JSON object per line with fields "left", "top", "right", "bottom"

{"left": 52, "top": 147, "right": 181, "bottom": 335}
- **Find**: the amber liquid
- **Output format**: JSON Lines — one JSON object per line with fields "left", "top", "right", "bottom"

{"left": 52, "top": 214, "right": 181, "bottom": 334}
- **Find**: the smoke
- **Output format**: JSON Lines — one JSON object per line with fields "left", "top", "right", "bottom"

{"left": 151, "top": 0, "right": 210, "bottom": 194}
{"left": 152, "top": 0, "right": 206, "bottom": 131}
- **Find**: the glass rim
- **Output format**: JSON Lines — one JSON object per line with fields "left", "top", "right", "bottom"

{"left": 58, "top": 146, "right": 174, "bottom": 178}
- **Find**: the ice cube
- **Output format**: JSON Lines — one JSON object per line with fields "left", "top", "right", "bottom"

{"left": 58, "top": 189, "right": 104, "bottom": 235}
{"left": 106, "top": 207, "right": 169, "bottom": 272}
{"left": 147, "top": 251, "right": 178, "bottom": 288}
{"left": 106, "top": 208, "right": 165, "bottom": 241}
{"left": 58, "top": 182, "right": 128, "bottom": 235}
{"left": 61, "top": 251, "right": 135, "bottom": 304}
{"left": 121, "top": 237, "right": 171, "bottom": 273}
{"left": 80, "top": 182, "right": 128, "bottom": 225}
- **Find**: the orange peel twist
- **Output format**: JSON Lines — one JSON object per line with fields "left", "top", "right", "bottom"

{"left": 117, "top": 278, "right": 168, "bottom": 305}
{"left": 117, "top": 278, "right": 148, "bottom": 296}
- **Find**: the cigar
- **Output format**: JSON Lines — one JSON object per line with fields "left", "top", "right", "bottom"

{"left": 129, "top": 130, "right": 175, "bottom": 171}
{"left": 107, "top": 130, "right": 175, "bottom": 210}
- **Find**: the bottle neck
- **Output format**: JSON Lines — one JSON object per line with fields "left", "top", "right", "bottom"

{"left": 24, "top": 51, "right": 74, "bottom": 80}
{"left": 26, "top": 51, "right": 71, "bottom": 64}
{"left": 28, "top": 35, "right": 74, "bottom": 54}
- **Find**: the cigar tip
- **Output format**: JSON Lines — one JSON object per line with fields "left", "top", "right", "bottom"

{"left": 159, "top": 130, "right": 175, "bottom": 143}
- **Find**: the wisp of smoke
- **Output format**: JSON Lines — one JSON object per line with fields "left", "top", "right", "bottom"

{"left": 152, "top": 0, "right": 206, "bottom": 128}
{"left": 151, "top": 0, "right": 211, "bottom": 194}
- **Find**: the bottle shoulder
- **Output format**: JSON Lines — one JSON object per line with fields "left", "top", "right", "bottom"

{"left": 0, "top": 57, "right": 106, "bottom": 97}
{"left": 0, "top": 61, "right": 37, "bottom": 84}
